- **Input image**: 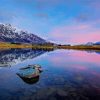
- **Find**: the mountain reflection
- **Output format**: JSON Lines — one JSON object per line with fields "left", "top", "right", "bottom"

{"left": 0, "top": 49, "right": 48, "bottom": 67}
{"left": 86, "top": 50, "right": 100, "bottom": 54}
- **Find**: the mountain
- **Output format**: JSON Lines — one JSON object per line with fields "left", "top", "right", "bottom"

{"left": 85, "top": 42, "right": 100, "bottom": 46}
{"left": 94, "top": 42, "right": 100, "bottom": 45}
{"left": 85, "top": 42, "right": 94, "bottom": 46}
{"left": 0, "top": 23, "right": 46, "bottom": 44}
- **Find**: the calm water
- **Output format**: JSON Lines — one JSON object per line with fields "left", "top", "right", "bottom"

{"left": 0, "top": 49, "right": 100, "bottom": 100}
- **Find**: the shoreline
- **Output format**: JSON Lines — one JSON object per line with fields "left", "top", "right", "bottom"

{"left": 57, "top": 45, "right": 100, "bottom": 50}
{"left": 0, "top": 42, "right": 54, "bottom": 50}
{"left": 0, "top": 42, "right": 100, "bottom": 51}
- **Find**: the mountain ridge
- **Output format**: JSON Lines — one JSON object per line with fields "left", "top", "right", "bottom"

{"left": 0, "top": 23, "right": 47, "bottom": 44}
{"left": 86, "top": 42, "right": 100, "bottom": 46}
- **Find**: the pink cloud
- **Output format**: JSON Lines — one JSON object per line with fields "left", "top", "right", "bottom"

{"left": 71, "top": 31, "right": 100, "bottom": 44}
{"left": 48, "top": 22, "right": 100, "bottom": 44}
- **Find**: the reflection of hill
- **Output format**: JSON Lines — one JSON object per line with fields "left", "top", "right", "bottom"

{"left": 95, "top": 51, "right": 100, "bottom": 55}
{"left": 86, "top": 50, "right": 100, "bottom": 55}
{"left": 0, "top": 49, "right": 47, "bottom": 67}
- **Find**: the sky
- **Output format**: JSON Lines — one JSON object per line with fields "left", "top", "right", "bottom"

{"left": 0, "top": 0, "right": 100, "bottom": 44}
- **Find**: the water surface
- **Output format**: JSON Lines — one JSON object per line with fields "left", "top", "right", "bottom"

{"left": 0, "top": 49, "right": 100, "bottom": 100}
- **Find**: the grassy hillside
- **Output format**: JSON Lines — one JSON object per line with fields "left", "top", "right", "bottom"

{"left": 0, "top": 42, "right": 100, "bottom": 50}
{"left": 0, "top": 42, "right": 54, "bottom": 50}
{"left": 0, "top": 42, "right": 32, "bottom": 48}
{"left": 57, "top": 45, "right": 100, "bottom": 50}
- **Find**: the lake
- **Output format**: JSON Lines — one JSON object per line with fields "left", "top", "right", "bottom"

{"left": 0, "top": 49, "right": 100, "bottom": 100}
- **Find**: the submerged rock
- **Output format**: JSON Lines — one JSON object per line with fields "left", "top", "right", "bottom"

{"left": 17, "top": 64, "right": 42, "bottom": 84}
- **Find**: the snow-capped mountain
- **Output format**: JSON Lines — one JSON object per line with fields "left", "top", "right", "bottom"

{"left": 86, "top": 42, "right": 100, "bottom": 46}
{"left": 94, "top": 42, "right": 100, "bottom": 45}
{"left": 85, "top": 42, "right": 94, "bottom": 46}
{"left": 0, "top": 23, "right": 46, "bottom": 44}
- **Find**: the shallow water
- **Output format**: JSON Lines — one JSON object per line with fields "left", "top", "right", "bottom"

{"left": 0, "top": 49, "right": 100, "bottom": 100}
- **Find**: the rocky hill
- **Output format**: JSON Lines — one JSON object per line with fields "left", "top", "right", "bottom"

{"left": 94, "top": 42, "right": 100, "bottom": 45}
{"left": 0, "top": 23, "right": 46, "bottom": 44}
{"left": 86, "top": 42, "right": 100, "bottom": 46}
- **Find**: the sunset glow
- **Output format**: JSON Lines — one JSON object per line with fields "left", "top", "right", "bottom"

{"left": 0, "top": 0, "right": 100, "bottom": 44}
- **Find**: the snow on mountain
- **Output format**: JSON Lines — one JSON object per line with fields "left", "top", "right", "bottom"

{"left": 0, "top": 23, "right": 46, "bottom": 44}
{"left": 85, "top": 42, "right": 94, "bottom": 46}
{"left": 85, "top": 42, "right": 100, "bottom": 46}
{"left": 94, "top": 42, "right": 100, "bottom": 45}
